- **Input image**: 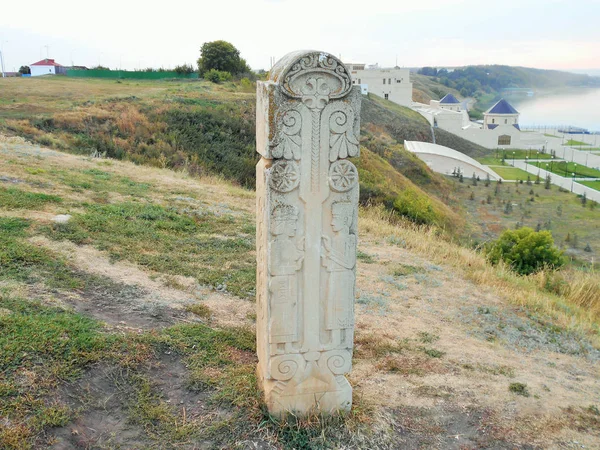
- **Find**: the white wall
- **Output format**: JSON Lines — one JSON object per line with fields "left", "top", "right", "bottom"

{"left": 435, "top": 112, "right": 463, "bottom": 131}
{"left": 349, "top": 67, "right": 413, "bottom": 106}
{"left": 484, "top": 113, "right": 519, "bottom": 127}
{"left": 417, "top": 153, "right": 500, "bottom": 179}
{"left": 456, "top": 124, "right": 545, "bottom": 149}
{"left": 30, "top": 65, "right": 56, "bottom": 76}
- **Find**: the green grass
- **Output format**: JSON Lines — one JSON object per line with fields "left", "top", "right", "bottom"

{"left": 477, "top": 150, "right": 553, "bottom": 166}
{"left": 509, "top": 382, "right": 530, "bottom": 397}
{"left": 45, "top": 202, "right": 256, "bottom": 297}
{"left": 47, "top": 167, "right": 152, "bottom": 196}
{"left": 0, "top": 186, "right": 62, "bottom": 210}
{"left": 0, "top": 294, "right": 113, "bottom": 448}
{"left": 544, "top": 133, "right": 561, "bottom": 138}
{"left": 488, "top": 166, "right": 532, "bottom": 181}
{"left": 446, "top": 175, "right": 600, "bottom": 265}
{"left": 0, "top": 217, "right": 83, "bottom": 289}
{"left": 0, "top": 288, "right": 261, "bottom": 448}
{"left": 530, "top": 161, "right": 600, "bottom": 178}
{"left": 579, "top": 181, "right": 600, "bottom": 191}
{"left": 565, "top": 139, "right": 590, "bottom": 146}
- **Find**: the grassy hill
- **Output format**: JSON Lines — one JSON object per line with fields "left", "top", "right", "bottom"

{"left": 0, "top": 78, "right": 476, "bottom": 236}
{"left": 361, "top": 94, "right": 488, "bottom": 158}
{"left": 411, "top": 73, "right": 463, "bottom": 104}
{"left": 0, "top": 136, "right": 599, "bottom": 449}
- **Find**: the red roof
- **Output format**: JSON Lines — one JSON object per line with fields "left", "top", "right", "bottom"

{"left": 31, "top": 59, "right": 63, "bottom": 67}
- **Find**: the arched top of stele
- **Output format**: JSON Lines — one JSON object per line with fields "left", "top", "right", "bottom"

{"left": 268, "top": 50, "right": 352, "bottom": 100}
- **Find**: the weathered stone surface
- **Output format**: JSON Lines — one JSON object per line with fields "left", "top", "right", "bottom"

{"left": 255, "top": 50, "right": 361, "bottom": 416}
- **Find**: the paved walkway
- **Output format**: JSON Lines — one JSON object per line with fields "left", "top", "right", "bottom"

{"left": 511, "top": 160, "right": 600, "bottom": 203}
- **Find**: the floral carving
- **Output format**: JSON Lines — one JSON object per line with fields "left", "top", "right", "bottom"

{"left": 329, "top": 111, "right": 359, "bottom": 161}
{"left": 272, "top": 109, "right": 302, "bottom": 160}
{"left": 329, "top": 160, "right": 358, "bottom": 192}
{"left": 301, "top": 77, "right": 331, "bottom": 110}
{"left": 281, "top": 52, "right": 352, "bottom": 100}
{"left": 270, "top": 160, "right": 300, "bottom": 192}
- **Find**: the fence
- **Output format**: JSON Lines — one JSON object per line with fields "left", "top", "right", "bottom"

{"left": 66, "top": 69, "right": 199, "bottom": 80}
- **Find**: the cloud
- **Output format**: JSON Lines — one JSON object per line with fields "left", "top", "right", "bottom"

{"left": 1, "top": 0, "right": 599, "bottom": 71}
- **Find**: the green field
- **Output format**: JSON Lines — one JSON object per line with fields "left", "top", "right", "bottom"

{"left": 446, "top": 175, "right": 600, "bottom": 262}
{"left": 488, "top": 166, "right": 532, "bottom": 181}
{"left": 579, "top": 181, "right": 600, "bottom": 191}
{"left": 565, "top": 139, "right": 590, "bottom": 146}
{"left": 530, "top": 161, "right": 600, "bottom": 178}
{"left": 477, "top": 150, "right": 553, "bottom": 166}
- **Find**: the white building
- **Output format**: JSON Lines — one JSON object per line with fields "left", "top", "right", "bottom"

{"left": 346, "top": 63, "right": 413, "bottom": 106}
{"left": 30, "top": 59, "right": 67, "bottom": 76}
{"left": 483, "top": 99, "right": 520, "bottom": 130}
{"left": 430, "top": 93, "right": 462, "bottom": 112}
{"left": 414, "top": 96, "right": 545, "bottom": 150}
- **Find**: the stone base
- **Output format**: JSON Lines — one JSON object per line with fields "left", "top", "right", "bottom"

{"left": 257, "top": 363, "right": 352, "bottom": 417}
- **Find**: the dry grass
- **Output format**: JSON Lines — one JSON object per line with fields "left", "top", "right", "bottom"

{"left": 359, "top": 205, "right": 600, "bottom": 345}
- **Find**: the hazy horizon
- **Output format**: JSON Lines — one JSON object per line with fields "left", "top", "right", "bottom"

{"left": 1, "top": 0, "right": 599, "bottom": 74}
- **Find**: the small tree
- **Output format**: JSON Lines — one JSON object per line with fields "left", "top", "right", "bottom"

{"left": 197, "top": 40, "right": 250, "bottom": 76}
{"left": 459, "top": 173, "right": 464, "bottom": 183}
{"left": 469, "top": 191, "right": 475, "bottom": 200}
{"left": 526, "top": 175, "right": 532, "bottom": 186}
{"left": 472, "top": 172, "right": 477, "bottom": 186}
{"left": 545, "top": 174, "right": 551, "bottom": 190}
{"left": 485, "top": 174, "right": 491, "bottom": 187}
{"left": 557, "top": 204, "right": 563, "bottom": 217}
{"left": 18, "top": 65, "right": 31, "bottom": 75}
{"left": 581, "top": 192, "right": 587, "bottom": 207}
{"left": 584, "top": 243, "right": 592, "bottom": 252}
{"left": 485, "top": 227, "right": 565, "bottom": 275}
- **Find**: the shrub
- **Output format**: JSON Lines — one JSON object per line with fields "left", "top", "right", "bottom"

{"left": 485, "top": 227, "right": 565, "bottom": 275}
{"left": 240, "top": 77, "right": 254, "bottom": 92}
{"left": 204, "top": 69, "right": 232, "bottom": 83}
{"left": 393, "top": 188, "right": 439, "bottom": 226}
{"left": 174, "top": 64, "right": 195, "bottom": 75}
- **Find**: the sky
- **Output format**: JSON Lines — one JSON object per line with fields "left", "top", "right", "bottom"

{"left": 1, "top": 0, "right": 600, "bottom": 74}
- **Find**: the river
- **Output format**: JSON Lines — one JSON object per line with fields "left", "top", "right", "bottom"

{"left": 508, "top": 88, "right": 600, "bottom": 132}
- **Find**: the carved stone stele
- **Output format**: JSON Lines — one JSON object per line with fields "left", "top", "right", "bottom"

{"left": 256, "top": 50, "right": 361, "bottom": 416}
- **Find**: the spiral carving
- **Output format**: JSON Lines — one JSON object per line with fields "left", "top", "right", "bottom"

{"left": 270, "top": 355, "right": 302, "bottom": 381}
{"left": 330, "top": 111, "right": 348, "bottom": 134}
{"left": 325, "top": 351, "right": 352, "bottom": 375}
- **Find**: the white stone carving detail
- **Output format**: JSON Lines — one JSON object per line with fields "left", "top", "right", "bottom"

{"left": 256, "top": 50, "right": 361, "bottom": 417}
{"left": 269, "top": 160, "right": 300, "bottom": 192}
{"left": 329, "top": 160, "right": 358, "bottom": 192}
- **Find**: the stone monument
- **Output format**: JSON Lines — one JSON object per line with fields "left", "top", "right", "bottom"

{"left": 255, "top": 50, "right": 361, "bottom": 416}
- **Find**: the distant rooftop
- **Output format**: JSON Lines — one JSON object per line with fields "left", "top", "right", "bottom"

{"left": 486, "top": 99, "right": 519, "bottom": 115}
{"left": 31, "top": 59, "right": 63, "bottom": 67}
{"left": 440, "top": 93, "right": 460, "bottom": 104}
